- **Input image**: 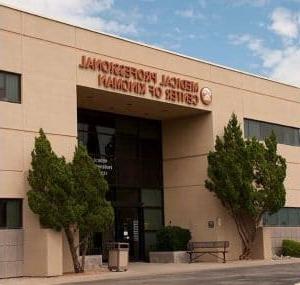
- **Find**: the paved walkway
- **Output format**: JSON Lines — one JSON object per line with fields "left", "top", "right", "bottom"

{"left": 1, "top": 259, "right": 300, "bottom": 285}
{"left": 65, "top": 263, "right": 300, "bottom": 285}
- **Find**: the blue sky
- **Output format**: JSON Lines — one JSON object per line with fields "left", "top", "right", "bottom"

{"left": 2, "top": 0, "right": 300, "bottom": 86}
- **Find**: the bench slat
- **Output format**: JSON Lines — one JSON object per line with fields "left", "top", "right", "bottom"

{"left": 188, "top": 241, "right": 229, "bottom": 250}
{"left": 187, "top": 241, "right": 229, "bottom": 263}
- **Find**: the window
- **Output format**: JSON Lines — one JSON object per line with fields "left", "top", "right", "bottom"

{"left": 78, "top": 109, "right": 164, "bottom": 259}
{"left": 144, "top": 208, "right": 163, "bottom": 230}
{"left": 263, "top": 208, "right": 300, "bottom": 227}
{"left": 0, "top": 199, "right": 22, "bottom": 229}
{"left": 244, "top": 119, "right": 300, "bottom": 146}
{"left": 141, "top": 189, "right": 162, "bottom": 207}
{"left": 0, "top": 71, "right": 21, "bottom": 103}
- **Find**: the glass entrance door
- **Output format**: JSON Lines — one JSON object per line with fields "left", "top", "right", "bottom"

{"left": 115, "top": 207, "right": 143, "bottom": 261}
{"left": 77, "top": 109, "right": 163, "bottom": 260}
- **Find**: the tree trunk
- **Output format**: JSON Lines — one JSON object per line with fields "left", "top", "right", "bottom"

{"left": 80, "top": 236, "right": 89, "bottom": 272}
{"left": 239, "top": 232, "right": 256, "bottom": 260}
{"left": 233, "top": 214, "right": 257, "bottom": 260}
{"left": 64, "top": 226, "right": 82, "bottom": 273}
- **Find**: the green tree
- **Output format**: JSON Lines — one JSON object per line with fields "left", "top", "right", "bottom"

{"left": 69, "top": 144, "right": 114, "bottom": 271}
{"left": 205, "top": 114, "right": 286, "bottom": 259}
{"left": 27, "top": 129, "right": 114, "bottom": 272}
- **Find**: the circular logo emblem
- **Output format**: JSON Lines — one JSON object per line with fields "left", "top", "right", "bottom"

{"left": 200, "top": 87, "right": 212, "bottom": 105}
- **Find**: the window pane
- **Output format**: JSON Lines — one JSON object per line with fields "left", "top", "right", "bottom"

{"left": 248, "top": 120, "right": 260, "bottom": 139}
{"left": 97, "top": 133, "right": 115, "bottom": 157}
{"left": 115, "top": 188, "right": 139, "bottom": 204}
{"left": 264, "top": 212, "right": 279, "bottom": 226}
{"left": 116, "top": 118, "right": 138, "bottom": 135}
{"left": 295, "top": 130, "right": 300, "bottom": 146}
{"left": 6, "top": 74, "right": 20, "bottom": 102}
{"left": 139, "top": 120, "right": 160, "bottom": 139}
{"left": 78, "top": 131, "right": 88, "bottom": 146}
{"left": 6, "top": 200, "right": 22, "bottom": 228}
{"left": 272, "top": 125, "right": 283, "bottom": 144}
{"left": 264, "top": 208, "right": 300, "bottom": 227}
{"left": 140, "top": 139, "right": 161, "bottom": 158}
{"left": 244, "top": 120, "right": 249, "bottom": 138}
{"left": 77, "top": 123, "right": 88, "bottom": 132}
{"left": 244, "top": 119, "right": 300, "bottom": 147}
{"left": 96, "top": 125, "right": 115, "bottom": 135}
{"left": 144, "top": 231, "right": 157, "bottom": 255}
{"left": 261, "top": 122, "right": 272, "bottom": 139}
{"left": 141, "top": 189, "right": 162, "bottom": 207}
{"left": 144, "top": 209, "right": 163, "bottom": 231}
{"left": 288, "top": 208, "right": 300, "bottom": 226}
{"left": 140, "top": 159, "right": 162, "bottom": 188}
{"left": 116, "top": 158, "right": 139, "bottom": 187}
{"left": 86, "top": 132, "right": 100, "bottom": 157}
{"left": 279, "top": 208, "right": 289, "bottom": 226}
{"left": 0, "top": 200, "right": 6, "bottom": 228}
{"left": 0, "top": 73, "right": 5, "bottom": 100}
{"left": 115, "top": 135, "right": 137, "bottom": 159}
{"left": 283, "top": 127, "right": 293, "bottom": 145}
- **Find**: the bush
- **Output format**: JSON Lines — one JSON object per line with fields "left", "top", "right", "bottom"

{"left": 155, "top": 226, "right": 191, "bottom": 251}
{"left": 282, "top": 239, "right": 300, "bottom": 257}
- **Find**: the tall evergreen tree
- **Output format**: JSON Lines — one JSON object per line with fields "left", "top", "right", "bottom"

{"left": 27, "top": 129, "right": 74, "bottom": 231}
{"left": 69, "top": 144, "right": 114, "bottom": 271}
{"left": 205, "top": 114, "right": 286, "bottom": 259}
{"left": 27, "top": 129, "right": 114, "bottom": 272}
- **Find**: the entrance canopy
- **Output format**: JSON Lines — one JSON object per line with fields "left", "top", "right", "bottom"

{"left": 77, "top": 86, "right": 205, "bottom": 120}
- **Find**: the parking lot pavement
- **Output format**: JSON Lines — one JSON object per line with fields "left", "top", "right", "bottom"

{"left": 2, "top": 260, "right": 300, "bottom": 285}
{"left": 65, "top": 263, "right": 300, "bottom": 285}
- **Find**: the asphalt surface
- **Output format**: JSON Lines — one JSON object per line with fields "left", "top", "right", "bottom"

{"left": 65, "top": 263, "right": 300, "bottom": 285}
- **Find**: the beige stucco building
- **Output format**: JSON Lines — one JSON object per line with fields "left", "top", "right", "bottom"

{"left": 1, "top": 3, "right": 300, "bottom": 278}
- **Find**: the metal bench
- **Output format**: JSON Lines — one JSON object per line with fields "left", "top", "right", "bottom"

{"left": 187, "top": 241, "right": 229, "bottom": 263}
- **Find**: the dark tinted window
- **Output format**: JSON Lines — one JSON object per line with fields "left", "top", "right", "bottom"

{"left": 144, "top": 208, "right": 163, "bottom": 230}
{"left": 244, "top": 119, "right": 300, "bottom": 146}
{"left": 0, "top": 202, "right": 6, "bottom": 227}
{"left": 263, "top": 208, "right": 300, "bottom": 227}
{"left": 77, "top": 109, "right": 163, "bottom": 189}
{"left": 77, "top": 109, "right": 163, "bottom": 257}
{"left": 0, "top": 199, "right": 22, "bottom": 229}
{"left": 141, "top": 189, "right": 162, "bottom": 207}
{"left": 0, "top": 71, "right": 21, "bottom": 103}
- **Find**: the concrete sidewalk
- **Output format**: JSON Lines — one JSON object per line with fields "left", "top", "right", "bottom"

{"left": 1, "top": 259, "right": 300, "bottom": 285}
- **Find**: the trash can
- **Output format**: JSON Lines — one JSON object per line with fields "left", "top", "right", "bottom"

{"left": 107, "top": 242, "right": 129, "bottom": 272}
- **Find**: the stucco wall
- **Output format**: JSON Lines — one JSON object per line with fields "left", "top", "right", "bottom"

{"left": 268, "top": 227, "right": 300, "bottom": 255}
{"left": 0, "top": 229, "right": 23, "bottom": 278}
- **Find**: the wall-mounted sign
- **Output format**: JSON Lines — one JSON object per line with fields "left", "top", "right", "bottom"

{"left": 200, "top": 87, "right": 212, "bottom": 105}
{"left": 208, "top": 220, "right": 215, "bottom": 229}
{"left": 93, "top": 157, "right": 113, "bottom": 177}
{"left": 79, "top": 55, "right": 212, "bottom": 107}
{"left": 133, "top": 220, "right": 139, "bottom": 242}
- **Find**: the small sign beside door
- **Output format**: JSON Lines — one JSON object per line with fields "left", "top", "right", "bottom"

{"left": 133, "top": 220, "right": 139, "bottom": 241}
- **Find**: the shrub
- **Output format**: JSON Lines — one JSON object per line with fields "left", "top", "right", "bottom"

{"left": 282, "top": 239, "right": 300, "bottom": 257}
{"left": 155, "top": 226, "right": 191, "bottom": 251}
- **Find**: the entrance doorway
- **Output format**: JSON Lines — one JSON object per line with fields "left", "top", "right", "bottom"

{"left": 77, "top": 109, "right": 164, "bottom": 261}
{"left": 115, "top": 207, "right": 142, "bottom": 261}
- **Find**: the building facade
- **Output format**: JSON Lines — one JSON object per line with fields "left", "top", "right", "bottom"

{"left": 1, "top": 4, "right": 300, "bottom": 278}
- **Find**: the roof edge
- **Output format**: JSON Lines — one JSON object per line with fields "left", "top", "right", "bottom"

{"left": 1, "top": 2, "right": 299, "bottom": 90}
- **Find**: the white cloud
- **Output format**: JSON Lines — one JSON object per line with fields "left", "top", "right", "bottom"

{"left": 0, "top": 0, "right": 139, "bottom": 36}
{"left": 228, "top": 6, "right": 300, "bottom": 87}
{"left": 229, "top": 33, "right": 300, "bottom": 86}
{"left": 231, "top": 34, "right": 284, "bottom": 70}
{"left": 269, "top": 7, "right": 299, "bottom": 39}
{"left": 270, "top": 48, "right": 300, "bottom": 84}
